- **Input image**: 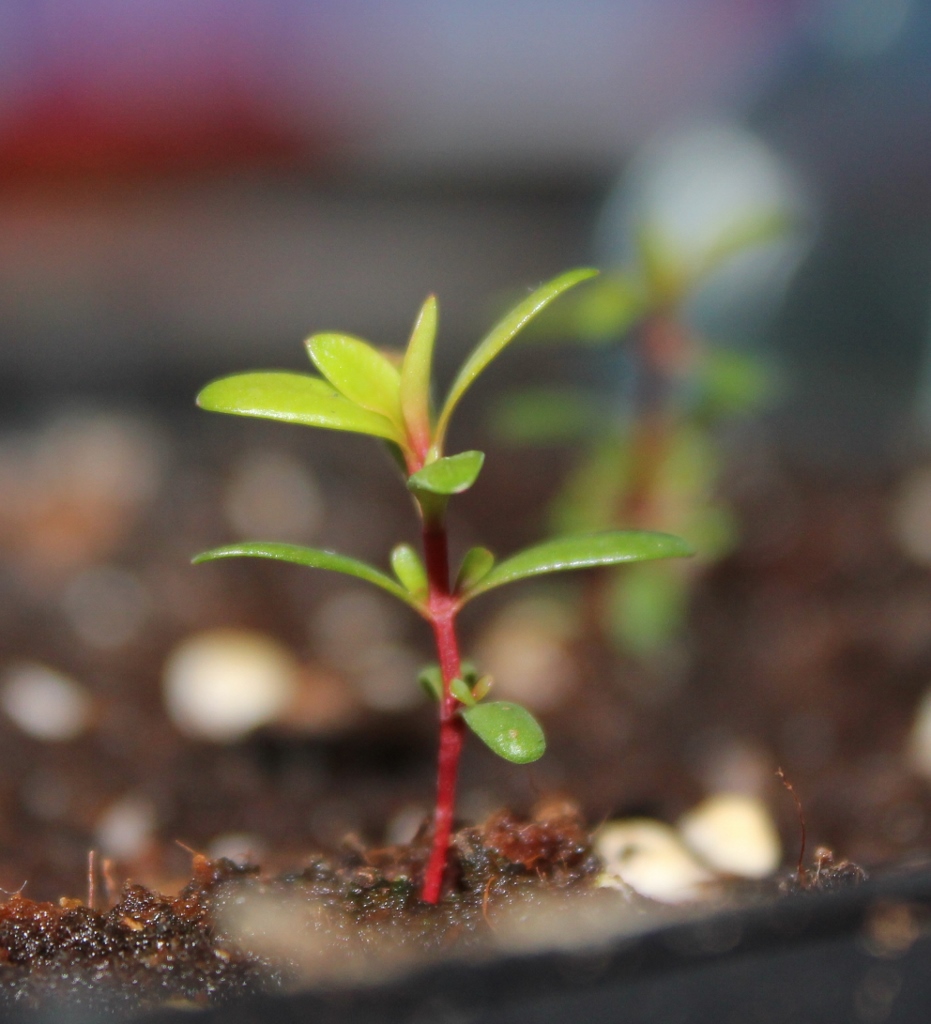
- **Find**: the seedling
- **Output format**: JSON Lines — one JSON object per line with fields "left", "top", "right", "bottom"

{"left": 193, "top": 268, "right": 692, "bottom": 903}
{"left": 496, "top": 216, "right": 783, "bottom": 655}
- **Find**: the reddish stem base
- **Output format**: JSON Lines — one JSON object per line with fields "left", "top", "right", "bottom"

{"left": 419, "top": 524, "right": 465, "bottom": 904}
{"left": 420, "top": 709, "right": 465, "bottom": 903}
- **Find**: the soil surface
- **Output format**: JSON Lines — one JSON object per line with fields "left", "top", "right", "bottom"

{"left": 0, "top": 806, "right": 604, "bottom": 1016}
{"left": 0, "top": 407, "right": 922, "bottom": 1010}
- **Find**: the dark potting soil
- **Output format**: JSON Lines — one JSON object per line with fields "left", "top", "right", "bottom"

{"left": 0, "top": 807, "right": 606, "bottom": 1016}
{"left": 0, "top": 408, "right": 923, "bottom": 1015}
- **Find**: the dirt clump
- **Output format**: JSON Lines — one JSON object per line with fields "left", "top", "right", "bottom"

{"left": 0, "top": 805, "right": 601, "bottom": 1017}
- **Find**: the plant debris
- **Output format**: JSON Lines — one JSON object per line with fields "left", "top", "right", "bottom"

{"left": 779, "top": 846, "right": 869, "bottom": 895}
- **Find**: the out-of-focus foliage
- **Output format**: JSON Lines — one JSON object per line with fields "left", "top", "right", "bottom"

{"left": 495, "top": 213, "right": 785, "bottom": 656}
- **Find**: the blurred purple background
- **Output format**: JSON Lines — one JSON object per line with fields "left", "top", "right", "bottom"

{"left": 0, "top": 1, "right": 791, "bottom": 382}
{"left": 0, "top": 1, "right": 793, "bottom": 176}
{"left": 0, "top": 0, "right": 929, "bottom": 461}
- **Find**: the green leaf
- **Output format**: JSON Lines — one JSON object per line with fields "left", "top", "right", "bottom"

{"left": 390, "top": 543, "right": 428, "bottom": 598}
{"left": 462, "top": 530, "right": 694, "bottom": 601}
{"left": 418, "top": 664, "right": 443, "bottom": 702}
{"left": 306, "top": 333, "right": 404, "bottom": 429}
{"left": 461, "top": 702, "right": 546, "bottom": 764}
{"left": 196, "top": 372, "right": 402, "bottom": 443}
{"left": 491, "top": 389, "right": 604, "bottom": 445}
{"left": 407, "top": 450, "right": 485, "bottom": 496}
{"left": 192, "top": 541, "right": 423, "bottom": 611}
{"left": 694, "top": 349, "right": 774, "bottom": 420}
{"left": 550, "top": 441, "right": 625, "bottom": 535}
{"left": 609, "top": 562, "right": 688, "bottom": 657}
{"left": 471, "top": 674, "right": 493, "bottom": 701}
{"left": 449, "top": 677, "right": 476, "bottom": 706}
{"left": 636, "top": 224, "right": 683, "bottom": 304}
{"left": 571, "top": 272, "right": 646, "bottom": 341}
{"left": 433, "top": 268, "right": 598, "bottom": 452}
{"left": 400, "top": 295, "right": 437, "bottom": 453}
{"left": 454, "top": 546, "right": 495, "bottom": 593}
{"left": 693, "top": 209, "right": 792, "bottom": 284}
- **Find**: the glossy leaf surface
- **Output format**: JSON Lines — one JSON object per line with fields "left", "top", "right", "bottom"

{"left": 449, "top": 677, "right": 476, "bottom": 706}
{"left": 462, "top": 530, "right": 693, "bottom": 600}
{"left": 193, "top": 541, "right": 421, "bottom": 609}
{"left": 407, "top": 450, "right": 484, "bottom": 496}
{"left": 400, "top": 296, "right": 437, "bottom": 454}
{"left": 197, "top": 372, "right": 401, "bottom": 442}
{"left": 454, "top": 546, "right": 495, "bottom": 593}
{"left": 390, "top": 543, "right": 428, "bottom": 598}
{"left": 433, "top": 268, "right": 598, "bottom": 451}
{"left": 306, "top": 334, "right": 403, "bottom": 428}
{"left": 462, "top": 701, "right": 546, "bottom": 763}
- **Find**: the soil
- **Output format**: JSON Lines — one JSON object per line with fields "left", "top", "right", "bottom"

{"left": 0, "top": 407, "right": 922, "bottom": 1011}
{"left": 0, "top": 806, "right": 605, "bottom": 1017}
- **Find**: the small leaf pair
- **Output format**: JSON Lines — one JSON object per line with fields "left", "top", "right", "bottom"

{"left": 194, "top": 530, "right": 692, "bottom": 617}
{"left": 418, "top": 663, "right": 544, "bottom": 765}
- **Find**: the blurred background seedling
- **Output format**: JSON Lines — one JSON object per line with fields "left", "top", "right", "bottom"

{"left": 495, "top": 209, "right": 793, "bottom": 659}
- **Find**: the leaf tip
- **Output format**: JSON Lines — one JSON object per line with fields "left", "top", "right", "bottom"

{"left": 194, "top": 379, "right": 222, "bottom": 411}
{"left": 407, "top": 449, "right": 485, "bottom": 496}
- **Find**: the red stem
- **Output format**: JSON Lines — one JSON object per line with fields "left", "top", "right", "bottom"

{"left": 420, "top": 520, "right": 465, "bottom": 904}
{"left": 621, "top": 312, "right": 689, "bottom": 527}
{"left": 584, "top": 313, "right": 688, "bottom": 637}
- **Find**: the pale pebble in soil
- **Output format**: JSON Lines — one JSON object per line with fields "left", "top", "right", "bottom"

{"left": 278, "top": 664, "right": 359, "bottom": 735}
{"left": 353, "top": 642, "right": 425, "bottom": 712}
{"left": 0, "top": 662, "right": 93, "bottom": 741}
{"left": 690, "top": 732, "right": 773, "bottom": 796}
{"left": 595, "top": 819, "right": 715, "bottom": 903}
{"left": 208, "top": 832, "right": 266, "bottom": 866}
{"left": 61, "top": 564, "right": 149, "bottom": 650}
{"left": 0, "top": 412, "right": 163, "bottom": 576}
{"left": 474, "top": 597, "right": 578, "bottom": 712}
{"left": 311, "top": 589, "right": 406, "bottom": 671}
{"left": 678, "top": 793, "right": 781, "bottom": 879}
{"left": 224, "top": 448, "right": 324, "bottom": 542}
{"left": 385, "top": 804, "right": 429, "bottom": 845}
{"left": 95, "top": 794, "right": 157, "bottom": 861}
{"left": 163, "top": 629, "right": 300, "bottom": 742}
{"left": 892, "top": 466, "right": 931, "bottom": 564}
{"left": 906, "top": 686, "right": 931, "bottom": 781}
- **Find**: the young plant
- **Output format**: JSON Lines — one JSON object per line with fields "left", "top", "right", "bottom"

{"left": 496, "top": 217, "right": 783, "bottom": 656}
{"left": 193, "top": 268, "right": 692, "bottom": 903}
